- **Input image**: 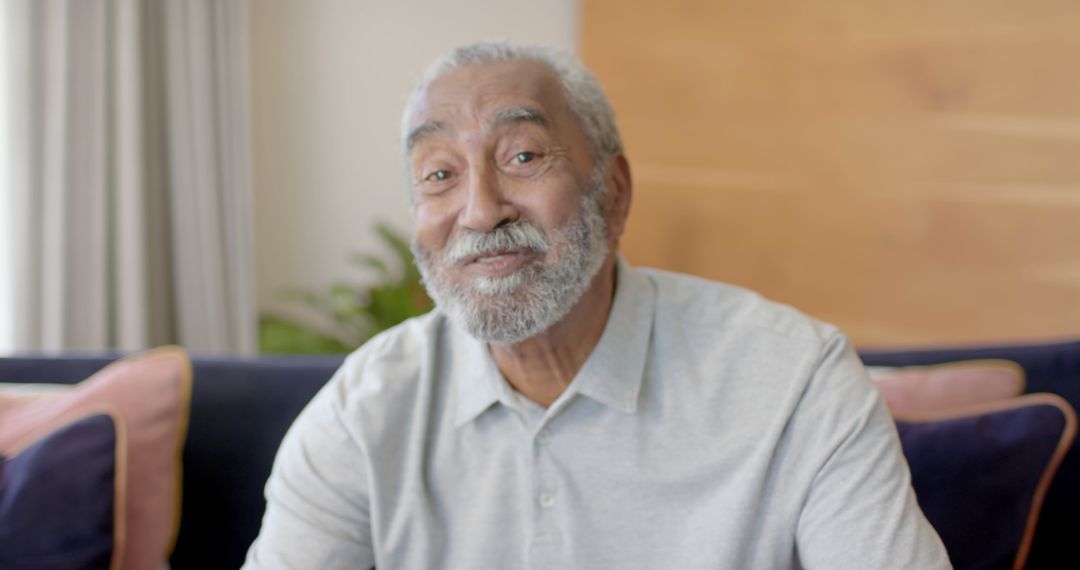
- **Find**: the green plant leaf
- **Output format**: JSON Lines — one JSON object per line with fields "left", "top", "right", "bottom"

{"left": 377, "top": 223, "right": 415, "bottom": 270}
{"left": 349, "top": 253, "right": 392, "bottom": 279}
{"left": 258, "top": 221, "right": 433, "bottom": 354}
{"left": 258, "top": 315, "right": 352, "bottom": 354}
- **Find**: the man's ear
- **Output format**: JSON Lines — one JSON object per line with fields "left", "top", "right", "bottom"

{"left": 605, "top": 154, "right": 632, "bottom": 244}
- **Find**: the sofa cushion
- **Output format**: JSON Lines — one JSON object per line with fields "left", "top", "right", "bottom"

{"left": 861, "top": 340, "right": 1080, "bottom": 568}
{"left": 868, "top": 359, "right": 1025, "bottom": 416}
{"left": 897, "top": 393, "right": 1076, "bottom": 570}
{"left": 0, "top": 347, "right": 191, "bottom": 569}
{"left": 0, "top": 411, "right": 124, "bottom": 569}
{"left": 0, "top": 353, "right": 343, "bottom": 569}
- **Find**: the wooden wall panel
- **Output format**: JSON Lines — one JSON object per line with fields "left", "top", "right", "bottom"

{"left": 582, "top": 0, "right": 1080, "bottom": 346}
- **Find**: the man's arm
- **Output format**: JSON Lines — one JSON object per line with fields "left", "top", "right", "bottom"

{"left": 793, "top": 332, "right": 951, "bottom": 569}
{"left": 243, "top": 371, "right": 375, "bottom": 570}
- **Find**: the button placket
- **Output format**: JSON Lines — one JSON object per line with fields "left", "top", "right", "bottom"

{"left": 528, "top": 419, "right": 565, "bottom": 568}
{"left": 532, "top": 422, "right": 560, "bottom": 517}
{"left": 534, "top": 424, "right": 556, "bottom": 505}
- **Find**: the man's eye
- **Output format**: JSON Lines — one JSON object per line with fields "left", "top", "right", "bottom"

{"left": 425, "top": 169, "right": 451, "bottom": 182}
{"left": 513, "top": 152, "right": 536, "bottom": 164}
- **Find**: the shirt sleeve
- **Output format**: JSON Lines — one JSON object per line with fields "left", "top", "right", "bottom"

{"left": 793, "top": 332, "right": 952, "bottom": 569}
{"left": 242, "top": 367, "right": 375, "bottom": 570}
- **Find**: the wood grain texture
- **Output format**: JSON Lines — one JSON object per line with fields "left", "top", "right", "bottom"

{"left": 582, "top": 0, "right": 1080, "bottom": 346}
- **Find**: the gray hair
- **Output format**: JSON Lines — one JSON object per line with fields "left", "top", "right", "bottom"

{"left": 400, "top": 41, "right": 623, "bottom": 168}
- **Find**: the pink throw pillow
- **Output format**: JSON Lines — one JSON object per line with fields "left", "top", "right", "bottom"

{"left": 868, "top": 359, "right": 1025, "bottom": 417}
{"left": 0, "top": 346, "right": 192, "bottom": 570}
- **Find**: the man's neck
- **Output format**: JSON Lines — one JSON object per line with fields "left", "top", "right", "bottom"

{"left": 488, "top": 255, "right": 618, "bottom": 408}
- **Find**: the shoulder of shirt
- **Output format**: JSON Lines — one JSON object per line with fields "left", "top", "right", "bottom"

{"left": 330, "top": 309, "right": 448, "bottom": 397}
{"left": 636, "top": 265, "right": 841, "bottom": 345}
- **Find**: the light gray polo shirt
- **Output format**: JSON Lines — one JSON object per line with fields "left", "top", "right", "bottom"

{"left": 244, "top": 258, "right": 951, "bottom": 569}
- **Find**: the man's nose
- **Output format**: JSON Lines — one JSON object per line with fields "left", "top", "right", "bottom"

{"left": 459, "top": 165, "right": 518, "bottom": 232}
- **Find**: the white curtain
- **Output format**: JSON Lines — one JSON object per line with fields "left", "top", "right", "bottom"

{"left": 8, "top": 0, "right": 256, "bottom": 354}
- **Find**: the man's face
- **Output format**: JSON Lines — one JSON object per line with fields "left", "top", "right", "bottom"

{"left": 405, "top": 60, "right": 611, "bottom": 344}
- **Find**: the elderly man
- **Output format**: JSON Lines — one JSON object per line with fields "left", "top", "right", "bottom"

{"left": 244, "top": 42, "right": 950, "bottom": 569}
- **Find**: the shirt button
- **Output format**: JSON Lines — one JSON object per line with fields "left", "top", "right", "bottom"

{"left": 537, "top": 430, "right": 552, "bottom": 445}
{"left": 538, "top": 493, "right": 555, "bottom": 508}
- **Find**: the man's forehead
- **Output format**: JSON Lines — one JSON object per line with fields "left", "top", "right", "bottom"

{"left": 407, "top": 60, "right": 568, "bottom": 136}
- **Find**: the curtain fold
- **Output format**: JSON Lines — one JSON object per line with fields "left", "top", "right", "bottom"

{"left": 10, "top": 0, "right": 256, "bottom": 354}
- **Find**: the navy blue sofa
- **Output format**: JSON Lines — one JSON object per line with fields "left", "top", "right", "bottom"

{"left": 1, "top": 339, "right": 1077, "bottom": 569}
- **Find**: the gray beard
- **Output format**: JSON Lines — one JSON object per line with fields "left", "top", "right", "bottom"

{"left": 411, "top": 174, "right": 609, "bottom": 345}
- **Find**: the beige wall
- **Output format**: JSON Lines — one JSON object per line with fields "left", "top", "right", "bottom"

{"left": 250, "top": 0, "right": 579, "bottom": 317}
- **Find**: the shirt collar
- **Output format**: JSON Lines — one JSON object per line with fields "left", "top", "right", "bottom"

{"left": 453, "top": 255, "right": 656, "bottom": 426}
{"left": 452, "top": 329, "right": 505, "bottom": 427}
{"left": 564, "top": 255, "right": 654, "bottom": 413}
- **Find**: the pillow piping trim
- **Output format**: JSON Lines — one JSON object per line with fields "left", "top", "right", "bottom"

{"left": 89, "top": 345, "right": 192, "bottom": 558}
{"left": 164, "top": 346, "right": 193, "bottom": 556}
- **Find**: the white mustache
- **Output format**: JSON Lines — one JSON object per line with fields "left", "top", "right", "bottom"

{"left": 444, "top": 222, "right": 551, "bottom": 265}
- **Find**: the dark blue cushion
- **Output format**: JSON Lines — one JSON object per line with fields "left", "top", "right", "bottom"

{"left": 898, "top": 395, "right": 1075, "bottom": 570}
{"left": 0, "top": 413, "right": 119, "bottom": 570}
